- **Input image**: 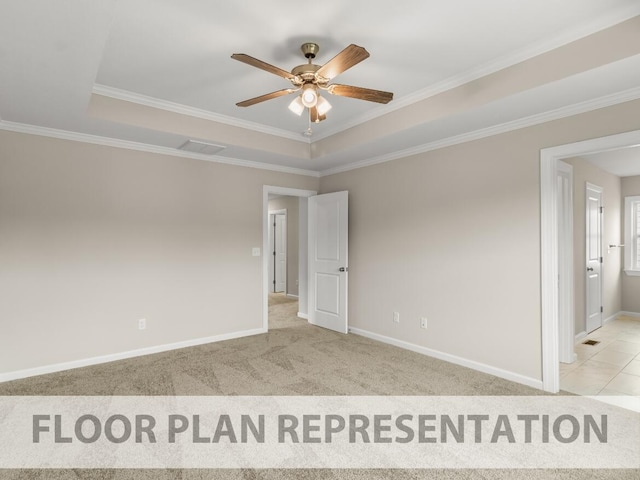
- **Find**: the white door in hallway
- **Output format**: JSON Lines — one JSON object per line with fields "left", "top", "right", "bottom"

{"left": 274, "top": 213, "right": 287, "bottom": 293}
{"left": 585, "top": 183, "right": 603, "bottom": 333}
{"left": 308, "top": 191, "right": 348, "bottom": 334}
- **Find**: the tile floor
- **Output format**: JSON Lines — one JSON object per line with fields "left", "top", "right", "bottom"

{"left": 560, "top": 314, "right": 640, "bottom": 397}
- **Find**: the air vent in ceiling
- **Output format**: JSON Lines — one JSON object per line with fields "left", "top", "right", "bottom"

{"left": 178, "top": 140, "right": 226, "bottom": 155}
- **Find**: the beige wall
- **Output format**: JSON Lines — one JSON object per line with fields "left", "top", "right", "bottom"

{"left": 0, "top": 130, "right": 318, "bottom": 375}
{"left": 320, "top": 99, "right": 640, "bottom": 382}
{"left": 563, "top": 158, "right": 622, "bottom": 334}
{"left": 3, "top": 102, "right": 640, "bottom": 383}
{"left": 622, "top": 175, "right": 640, "bottom": 313}
{"left": 268, "top": 196, "right": 299, "bottom": 296}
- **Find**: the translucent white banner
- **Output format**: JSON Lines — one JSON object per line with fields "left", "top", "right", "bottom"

{"left": 0, "top": 395, "right": 638, "bottom": 469}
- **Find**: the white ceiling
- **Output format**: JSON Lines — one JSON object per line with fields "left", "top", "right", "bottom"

{"left": 1, "top": 0, "right": 640, "bottom": 175}
{"left": 582, "top": 146, "right": 640, "bottom": 177}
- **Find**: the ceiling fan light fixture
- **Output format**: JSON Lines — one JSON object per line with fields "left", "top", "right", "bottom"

{"left": 301, "top": 84, "right": 318, "bottom": 108}
{"left": 316, "top": 95, "right": 332, "bottom": 116}
{"left": 232, "top": 43, "right": 394, "bottom": 123}
{"left": 288, "top": 96, "right": 304, "bottom": 116}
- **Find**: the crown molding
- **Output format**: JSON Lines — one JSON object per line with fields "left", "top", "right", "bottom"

{"left": 92, "top": 84, "right": 310, "bottom": 144}
{"left": 4, "top": 84, "right": 639, "bottom": 181}
{"left": 312, "top": 7, "right": 640, "bottom": 142}
{"left": 320, "top": 85, "right": 640, "bottom": 177}
{"left": 0, "top": 120, "right": 320, "bottom": 178}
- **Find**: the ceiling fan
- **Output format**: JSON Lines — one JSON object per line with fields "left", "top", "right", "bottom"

{"left": 231, "top": 43, "right": 393, "bottom": 124}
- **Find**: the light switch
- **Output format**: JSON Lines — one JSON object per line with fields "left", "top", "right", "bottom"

{"left": 252, "top": 247, "right": 261, "bottom": 257}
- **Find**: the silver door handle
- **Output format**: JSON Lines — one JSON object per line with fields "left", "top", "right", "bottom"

{"left": 587, "top": 267, "right": 594, "bottom": 272}
{"left": 339, "top": 267, "right": 348, "bottom": 272}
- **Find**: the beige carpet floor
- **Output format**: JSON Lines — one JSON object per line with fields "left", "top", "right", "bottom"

{"left": 0, "top": 294, "right": 636, "bottom": 478}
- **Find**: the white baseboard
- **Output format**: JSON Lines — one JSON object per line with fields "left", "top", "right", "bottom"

{"left": 286, "top": 294, "right": 299, "bottom": 299}
{"left": 349, "top": 327, "right": 543, "bottom": 390}
{"left": 575, "top": 331, "right": 587, "bottom": 343}
{"left": 620, "top": 311, "right": 640, "bottom": 318}
{"left": 603, "top": 312, "right": 619, "bottom": 324}
{"left": 297, "top": 312, "right": 309, "bottom": 320}
{"left": 0, "top": 327, "right": 266, "bottom": 384}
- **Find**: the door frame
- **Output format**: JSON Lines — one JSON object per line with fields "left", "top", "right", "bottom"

{"left": 262, "top": 186, "right": 317, "bottom": 332}
{"left": 540, "top": 129, "right": 640, "bottom": 393}
{"left": 557, "top": 160, "right": 575, "bottom": 364}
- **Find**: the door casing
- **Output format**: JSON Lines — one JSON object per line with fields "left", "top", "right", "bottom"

{"left": 557, "top": 161, "right": 575, "bottom": 364}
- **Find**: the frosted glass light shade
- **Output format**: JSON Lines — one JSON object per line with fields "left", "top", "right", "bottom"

{"left": 288, "top": 96, "right": 304, "bottom": 116}
{"left": 316, "top": 96, "right": 332, "bottom": 116}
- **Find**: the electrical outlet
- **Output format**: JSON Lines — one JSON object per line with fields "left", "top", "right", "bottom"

{"left": 420, "top": 317, "right": 428, "bottom": 329}
{"left": 393, "top": 312, "right": 400, "bottom": 324}
{"left": 138, "top": 318, "right": 146, "bottom": 330}
{"left": 252, "top": 247, "right": 261, "bottom": 257}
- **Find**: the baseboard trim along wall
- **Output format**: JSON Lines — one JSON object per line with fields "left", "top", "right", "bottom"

{"left": 621, "top": 311, "right": 640, "bottom": 318}
{"left": 298, "top": 312, "right": 309, "bottom": 320}
{"left": 603, "top": 312, "right": 619, "bottom": 324}
{"left": 349, "top": 327, "right": 544, "bottom": 390}
{"left": 0, "top": 327, "right": 266, "bottom": 384}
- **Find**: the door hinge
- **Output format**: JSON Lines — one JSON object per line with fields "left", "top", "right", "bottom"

{"left": 273, "top": 251, "right": 276, "bottom": 256}
{"left": 600, "top": 306, "right": 604, "bottom": 313}
{"left": 599, "top": 206, "right": 604, "bottom": 214}
{"left": 600, "top": 257, "right": 603, "bottom": 264}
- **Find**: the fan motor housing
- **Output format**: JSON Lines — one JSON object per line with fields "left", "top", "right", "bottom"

{"left": 291, "top": 63, "right": 321, "bottom": 82}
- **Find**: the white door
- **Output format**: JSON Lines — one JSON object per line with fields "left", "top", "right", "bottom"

{"left": 275, "top": 213, "right": 287, "bottom": 293}
{"left": 585, "top": 183, "right": 603, "bottom": 333}
{"left": 308, "top": 191, "right": 348, "bottom": 334}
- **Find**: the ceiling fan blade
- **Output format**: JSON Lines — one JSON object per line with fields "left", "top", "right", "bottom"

{"left": 316, "top": 44, "right": 370, "bottom": 80}
{"left": 327, "top": 84, "right": 393, "bottom": 104}
{"left": 236, "top": 88, "right": 296, "bottom": 107}
{"left": 309, "top": 106, "right": 326, "bottom": 123}
{"left": 231, "top": 53, "right": 297, "bottom": 81}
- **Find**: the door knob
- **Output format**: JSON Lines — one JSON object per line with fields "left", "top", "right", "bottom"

{"left": 587, "top": 267, "right": 594, "bottom": 272}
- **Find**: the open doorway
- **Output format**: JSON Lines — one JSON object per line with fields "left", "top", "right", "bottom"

{"left": 557, "top": 155, "right": 640, "bottom": 399}
{"left": 268, "top": 198, "right": 299, "bottom": 330}
{"left": 541, "top": 129, "right": 640, "bottom": 395}
{"left": 262, "top": 186, "right": 317, "bottom": 332}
